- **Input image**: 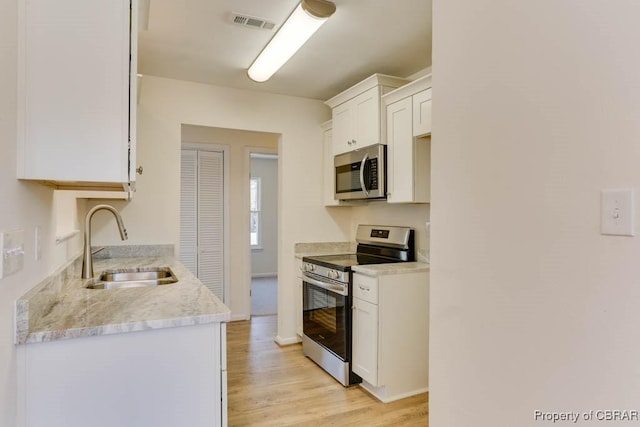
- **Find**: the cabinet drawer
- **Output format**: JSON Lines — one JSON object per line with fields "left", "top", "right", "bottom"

{"left": 353, "top": 273, "right": 378, "bottom": 304}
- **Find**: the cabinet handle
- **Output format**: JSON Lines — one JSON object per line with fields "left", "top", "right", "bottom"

{"left": 347, "top": 140, "right": 352, "bottom": 145}
{"left": 352, "top": 139, "right": 357, "bottom": 144}
{"left": 136, "top": 166, "right": 144, "bottom": 175}
{"left": 359, "top": 285, "right": 370, "bottom": 291}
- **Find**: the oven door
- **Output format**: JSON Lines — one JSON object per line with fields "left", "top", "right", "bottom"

{"left": 302, "top": 275, "right": 348, "bottom": 361}
{"left": 334, "top": 144, "right": 386, "bottom": 200}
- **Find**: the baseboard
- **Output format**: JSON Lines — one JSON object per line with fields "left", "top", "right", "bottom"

{"left": 251, "top": 273, "right": 277, "bottom": 279}
{"left": 275, "top": 335, "right": 301, "bottom": 346}
{"left": 360, "top": 381, "right": 429, "bottom": 403}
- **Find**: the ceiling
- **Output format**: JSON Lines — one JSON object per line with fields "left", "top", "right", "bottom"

{"left": 138, "top": 0, "right": 432, "bottom": 100}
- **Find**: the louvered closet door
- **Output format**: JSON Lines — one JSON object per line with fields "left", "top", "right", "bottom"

{"left": 180, "top": 149, "right": 224, "bottom": 301}
{"left": 180, "top": 150, "right": 198, "bottom": 274}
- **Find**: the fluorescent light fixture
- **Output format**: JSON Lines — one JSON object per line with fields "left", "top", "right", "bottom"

{"left": 247, "top": 0, "right": 336, "bottom": 83}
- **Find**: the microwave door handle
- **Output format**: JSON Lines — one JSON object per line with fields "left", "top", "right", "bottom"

{"left": 359, "top": 154, "right": 370, "bottom": 196}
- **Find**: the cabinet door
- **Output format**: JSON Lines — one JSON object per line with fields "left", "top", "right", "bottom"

{"left": 323, "top": 127, "right": 340, "bottom": 206}
{"left": 353, "top": 86, "right": 381, "bottom": 149}
{"left": 332, "top": 102, "right": 353, "bottom": 155}
{"left": 413, "top": 88, "right": 432, "bottom": 136}
{"left": 386, "top": 98, "right": 414, "bottom": 203}
{"left": 18, "top": 0, "right": 133, "bottom": 185}
{"left": 352, "top": 297, "right": 379, "bottom": 385}
{"left": 19, "top": 324, "right": 223, "bottom": 427}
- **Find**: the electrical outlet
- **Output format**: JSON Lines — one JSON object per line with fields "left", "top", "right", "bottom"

{"left": 0, "top": 229, "right": 25, "bottom": 279}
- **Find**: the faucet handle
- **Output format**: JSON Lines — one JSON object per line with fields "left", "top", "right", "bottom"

{"left": 92, "top": 247, "right": 105, "bottom": 256}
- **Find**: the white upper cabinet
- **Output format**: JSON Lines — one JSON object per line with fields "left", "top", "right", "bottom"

{"left": 325, "top": 74, "right": 409, "bottom": 156}
{"left": 413, "top": 88, "right": 432, "bottom": 136}
{"left": 330, "top": 86, "right": 379, "bottom": 155}
{"left": 321, "top": 120, "right": 341, "bottom": 206}
{"left": 383, "top": 74, "right": 432, "bottom": 204}
{"left": 17, "top": 0, "right": 137, "bottom": 192}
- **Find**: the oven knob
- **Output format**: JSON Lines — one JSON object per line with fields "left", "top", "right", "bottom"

{"left": 304, "top": 263, "right": 315, "bottom": 272}
{"left": 328, "top": 270, "right": 338, "bottom": 279}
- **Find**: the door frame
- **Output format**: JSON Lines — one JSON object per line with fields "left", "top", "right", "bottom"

{"left": 181, "top": 142, "right": 231, "bottom": 306}
{"left": 244, "top": 146, "right": 278, "bottom": 319}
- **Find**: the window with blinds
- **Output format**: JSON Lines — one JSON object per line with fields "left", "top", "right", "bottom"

{"left": 180, "top": 149, "right": 225, "bottom": 301}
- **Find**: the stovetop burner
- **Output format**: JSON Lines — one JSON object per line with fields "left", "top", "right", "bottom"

{"left": 302, "top": 225, "right": 415, "bottom": 276}
{"left": 302, "top": 253, "right": 405, "bottom": 271}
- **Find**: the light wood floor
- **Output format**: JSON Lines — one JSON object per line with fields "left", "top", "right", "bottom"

{"left": 227, "top": 315, "right": 429, "bottom": 426}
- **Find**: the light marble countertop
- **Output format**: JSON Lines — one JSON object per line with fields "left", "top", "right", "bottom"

{"left": 352, "top": 261, "right": 430, "bottom": 277}
{"left": 15, "top": 246, "right": 230, "bottom": 345}
{"left": 294, "top": 241, "right": 356, "bottom": 259}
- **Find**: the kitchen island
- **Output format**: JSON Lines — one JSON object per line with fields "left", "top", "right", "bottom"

{"left": 15, "top": 245, "right": 230, "bottom": 427}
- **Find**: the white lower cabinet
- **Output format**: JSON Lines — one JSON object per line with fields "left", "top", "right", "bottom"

{"left": 295, "top": 258, "right": 303, "bottom": 337}
{"left": 352, "top": 270, "right": 429, "bottom": 402}
{"left": 352, "top": 296, "right": 379, "bottom": 385}
{"left": 17, "top": 323, "right": 227, "bottom": 427}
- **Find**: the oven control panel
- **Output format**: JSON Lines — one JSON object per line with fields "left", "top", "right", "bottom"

{"left": 370, "top": 229, "right": 390, "bottom": 239}
{"left": 302, "top": 262, "right": 348, "bottom": 285}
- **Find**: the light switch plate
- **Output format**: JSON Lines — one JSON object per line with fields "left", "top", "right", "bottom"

{"left": 0, "top": 229, "right": 25, "bottom": 279}
{"left": 601, "top": 189, "right": 634, "bottom": 236}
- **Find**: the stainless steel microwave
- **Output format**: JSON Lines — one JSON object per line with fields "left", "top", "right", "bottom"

{"left": 334, "top": 144, "right": 386, "bottom": 200}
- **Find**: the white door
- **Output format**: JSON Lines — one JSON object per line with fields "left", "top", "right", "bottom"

{"left": 180, "top": 149, "right": 225, "bottom": 301}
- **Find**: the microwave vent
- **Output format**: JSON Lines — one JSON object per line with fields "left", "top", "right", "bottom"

{"left": 231, "top": 13, "right": 276, "bottom": 31}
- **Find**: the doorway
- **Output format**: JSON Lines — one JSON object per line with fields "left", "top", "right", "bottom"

{"left": 181, "top": 124, "right": 279, "bottom": 320}
{"left": 249, "top": 151, "right": 278, "bottom": 316}
{"left": 179, "top": 145, "right": 229, "bottom": 303}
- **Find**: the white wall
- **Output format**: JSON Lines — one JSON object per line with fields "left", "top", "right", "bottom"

{"left": 0, "top": 0, "right": 80, "bottom": 423}
{"left": 431, "top": 1, "right": 640, "bottom": 425}
{"left": 351, "top": 203, "right": 430, "bottom": 260}
{"left": 89, "top": 76, "right": 351, "bottom": 341}
{"left": 251, "top": 157, "right": 278, "bottom": 277}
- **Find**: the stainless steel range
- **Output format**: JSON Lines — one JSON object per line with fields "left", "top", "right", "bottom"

{"left": 301, "top": 224, "right": 415, "bottom": 386}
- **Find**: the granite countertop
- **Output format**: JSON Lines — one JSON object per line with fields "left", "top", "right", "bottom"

{"left": 352, "top": 261, "right": 430, "bottom": 277}
{"left": 294, "top": 241, "right": 356, "bottom": 259}
{"left": 15, "top": 246, "right": 230, "bottom": 344}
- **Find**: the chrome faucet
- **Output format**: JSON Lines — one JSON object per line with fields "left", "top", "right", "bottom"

{"left": 81, "top": 204, "right": 128, "bottom": 279}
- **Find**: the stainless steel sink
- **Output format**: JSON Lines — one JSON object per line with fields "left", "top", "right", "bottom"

{"left": 86, "top": 267, "right": 178, "bottom": 290}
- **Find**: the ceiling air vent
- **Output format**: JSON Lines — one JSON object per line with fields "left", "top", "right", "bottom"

{"left": 231, "top": 13, "right": 277, "bottom": 31}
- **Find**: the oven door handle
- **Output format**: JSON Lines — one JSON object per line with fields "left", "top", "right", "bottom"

{"left": 359, "top": 153, "right": 369, "bottom": 196}
{"left": 303, "top": 274, "right": 348, "bottom": 296}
